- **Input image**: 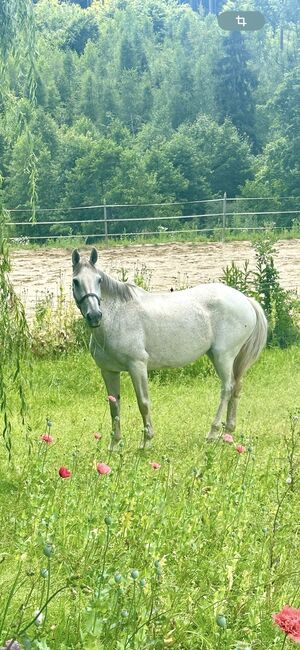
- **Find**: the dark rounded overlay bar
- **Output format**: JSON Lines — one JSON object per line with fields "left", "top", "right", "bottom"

{"left": 217, "top": 11, "right": 266, "bottom": 32}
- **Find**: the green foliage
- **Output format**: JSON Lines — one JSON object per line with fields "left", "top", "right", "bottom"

{"left": 30, "top": 287, "right": 89, "bottom": 357}
{"left": 0, "top": 0, "right": 298, "bottom": 241}
{"left": 1, "top": 347, "right": 300, "bottom": 647}
{"left": 214, "top": 31, "right": 258, "bottom": 149}
{"left": 221, "top": 236, "right": 300, "bottom": 348}
{"left": 0, "top": 213, "right": 31, "bottom": 457}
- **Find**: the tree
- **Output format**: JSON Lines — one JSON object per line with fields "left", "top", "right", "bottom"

{"left": 0, "top": 0, "right": 33, "bottom": 456}
{"left": 214, "top": 32, "right": 258, "bottom": 149}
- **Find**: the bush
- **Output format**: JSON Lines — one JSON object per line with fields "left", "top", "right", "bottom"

{"left": 221, "top": 236, "right": 300, "bottom": 348}
{"left": 30, "top": 285, "right": 89, "bottom": 357}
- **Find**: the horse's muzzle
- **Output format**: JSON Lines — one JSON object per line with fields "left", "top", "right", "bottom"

{"left": 86, "top": 311, "right": 102, "bottom": 328}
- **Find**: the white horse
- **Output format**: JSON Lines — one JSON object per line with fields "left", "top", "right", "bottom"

{"left": 72, "top": 248, "right": 267, "bottom": 449}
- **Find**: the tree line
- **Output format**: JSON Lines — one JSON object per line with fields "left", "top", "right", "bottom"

{"left": 1, "top": 0, "right": 299, "bottom": 240}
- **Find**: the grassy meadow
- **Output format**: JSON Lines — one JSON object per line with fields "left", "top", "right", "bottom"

{"left": 1, "top": 347, "right": 300, "bottom": 650}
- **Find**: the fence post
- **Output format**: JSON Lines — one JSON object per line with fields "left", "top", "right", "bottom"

{"left": 103, "top": 198, "right": 108, "bottom": 242}
{"left": 222, "top": 191, "right": 227, "bottom": 242}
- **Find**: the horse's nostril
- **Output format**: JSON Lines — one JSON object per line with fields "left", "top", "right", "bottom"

{"left": 87, "top": 311, "right": 102, "bottom": 323}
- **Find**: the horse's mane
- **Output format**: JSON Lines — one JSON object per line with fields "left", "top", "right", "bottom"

{"left": 100, "top": 271, "right": 138, "bottom": 302}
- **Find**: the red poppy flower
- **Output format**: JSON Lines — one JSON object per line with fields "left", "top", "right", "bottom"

{"left": 150, "top": 462, "right": 161, "bottom": 470}
{"left": 41, "top": 434, "right": 54, "bottom": 443}
{"left": 108, "top": 395, "right": 117, "bottom": 403}
{"left": 96, "top": 463, "right": 111, "bottom": 475}
{"left": 273, "top": 605, "right": 300, "bottom": 643}
{"left": 223, "top": 434, "right": 234, "bottom": 443}
{"left": 94, "top": 432, "right": 102, "bottom": 440}
{"left": 236, "top": 444, "right": 246, "bottom": 454}
{"left": 58, "top": 467, "right": 72, "bottom": 478}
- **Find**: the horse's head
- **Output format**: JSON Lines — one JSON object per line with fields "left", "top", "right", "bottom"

{"left": 72, "top": 248, "right": 102, "bottom": 328}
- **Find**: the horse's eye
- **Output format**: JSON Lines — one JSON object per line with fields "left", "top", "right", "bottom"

{"left": 98, "top": 276, "right": 102, "bottom": 283}
{"left": 73, "top": 278, "right": 79, "bottom": 288}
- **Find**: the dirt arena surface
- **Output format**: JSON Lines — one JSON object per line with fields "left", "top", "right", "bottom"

{"left": 9, "top": 239, "right": 300, "bottom": 319}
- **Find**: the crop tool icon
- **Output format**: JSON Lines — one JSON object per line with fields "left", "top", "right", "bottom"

{"left": 236, "top": 15, "right": 247, "bottom": 27}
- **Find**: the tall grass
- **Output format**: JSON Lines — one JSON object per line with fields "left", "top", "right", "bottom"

{"left": 0, "top": 348, "right": 300, "bottom": 649}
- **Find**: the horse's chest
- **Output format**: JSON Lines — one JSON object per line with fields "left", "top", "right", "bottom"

{"left": 89, "top": 335, "right": 128, "bottom": 372}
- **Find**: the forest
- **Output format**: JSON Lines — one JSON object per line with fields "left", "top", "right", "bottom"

{"left": 0, "top": 0, "right": 299, "bottom": 240}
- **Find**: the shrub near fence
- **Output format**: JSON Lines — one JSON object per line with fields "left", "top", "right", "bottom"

{"left": 221, "top": 237, "right": 300, "bottom": 348}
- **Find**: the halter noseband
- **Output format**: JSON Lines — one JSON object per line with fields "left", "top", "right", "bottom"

{"left": 75, "top": 292, "right": 101, "bottom": 308}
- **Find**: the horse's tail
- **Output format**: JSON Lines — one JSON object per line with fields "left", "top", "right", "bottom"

{"left": 233, "top": 297, "right": 268, "bottom": 383}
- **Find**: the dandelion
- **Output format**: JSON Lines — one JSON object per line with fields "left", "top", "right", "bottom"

{"left": 150, "top": 461, "right": 161, "bottom": 470}
{"left": 108, "top": 395, "right": 117, "bottom": 403}
{"left": 273, "top": 605, "right": 300, "bottom": 642}
{"left": 94, "top": 432, "right": 102, "bottom": 440}
{"left": 97, "top": 463, "right": 111, "bottom": 475}
{"left": 58, "top": 466, "right": 72, "bottom": 478}
{"left": 223, "top": 433, "right": 234, "bottom": 443}
{"left": 41, "top": 434, "right": 54, "bottom": 443}
{"left": 236, "top": 444, "right": 246, "bottom": 454}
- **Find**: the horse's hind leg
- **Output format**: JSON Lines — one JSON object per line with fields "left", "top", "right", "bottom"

{"left": 129, "top": 360, "right": 154, "bottom": 448}
{"left": 225, "top": 378, "right": 242, "bottom": 434}
{"left": 206, "top": 351, "right": 235, "bottom": 441}
{"left": 101, "top": 369, "right": 121, "bottom": 450}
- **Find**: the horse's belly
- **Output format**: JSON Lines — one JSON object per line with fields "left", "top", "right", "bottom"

{"left": 146, "top": 321, "right": 212, "bottom": 370}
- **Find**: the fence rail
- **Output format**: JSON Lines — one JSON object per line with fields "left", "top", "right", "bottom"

{"left": 4, "top": 194, "right": 300, "bottom": 244}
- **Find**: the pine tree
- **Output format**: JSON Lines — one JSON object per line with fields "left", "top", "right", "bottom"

{"left": 214, "top": 32, "right": 258, "bottom": 149}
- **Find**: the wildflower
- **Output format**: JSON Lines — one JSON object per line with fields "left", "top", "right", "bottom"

{"left": 40, "top": 568, "right": 49, "bottom": 578}
{"left": 236, "top": 444, "right": 246, "bottom": 454}
{"left": 43, "top": 543, "right": 54, "bottom": 557}
{"left": 104, "top": 516, "right": 113, "bottom": 526}
{"left": 223, "top": 433, "right": 234, "bottom": 443}
{"left": 286, "top": 476, "right": 293, "bottom": 485}
{"left": 150, "top": 461, "right": 161, "bottom": 470}
{"left": 108, "top": 395, "right": 117, "bottom": 403}
{"left": 94, "top": 432, "right": 102, "bottom": 440}
{"left": 1, "top": 642, "right": 21, "bottom": 650}
{"left": 58, "top": 466, "right": 72, "bottom": 478}
{"left": 131, "top": 569, "right": 139, "bottom": 580}
{"left": 41, "top": 434, "right": 54, "bottom": 443}
{"left": 114, "top": 572, "right": 122, "bottom": 584}
{"left": 97, "top": 463, "right": 111, "bottom": 475}
{"left": 216, "top": 614, "right": 227, "bottom": 628}
{"left": 273, "top": 605, "right": 300, "bottom": 642}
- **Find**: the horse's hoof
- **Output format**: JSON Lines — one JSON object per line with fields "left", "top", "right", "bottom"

{"left": 108, "top": 438, "right": 121, "bottom": 452}
{"left": 139, "top": 438, "right": 152, "bottom": 450}
{"left": 206, "top": 432, "right": 221, "bottom": 443}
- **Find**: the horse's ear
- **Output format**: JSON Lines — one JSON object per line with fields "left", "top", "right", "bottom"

{"left": 90, "top": 248, "right": 98, "bottom": 266}
{"left": 72, "top": 249, "right": 80, "bottom": 268}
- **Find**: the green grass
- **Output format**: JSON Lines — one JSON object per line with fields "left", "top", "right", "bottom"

{"left": 1, "top": 348, "right": 300, "bottom": 649}
{"left": 7, "top": 227, "right": 300, "bottom": 251}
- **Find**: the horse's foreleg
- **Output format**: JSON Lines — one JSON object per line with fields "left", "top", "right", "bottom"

{"left": 129, "top": 361, "right": 154, "bottom": 448}
{"left": 101, "top": 369, "right": 121, "bottom": 450}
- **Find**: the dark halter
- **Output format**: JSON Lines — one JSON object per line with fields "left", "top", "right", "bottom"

{"left": 75, "top": 292, "right": 101, "bottom": 307}
{"left": 74, "top": 292, "right": 102, "bottom": 314}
